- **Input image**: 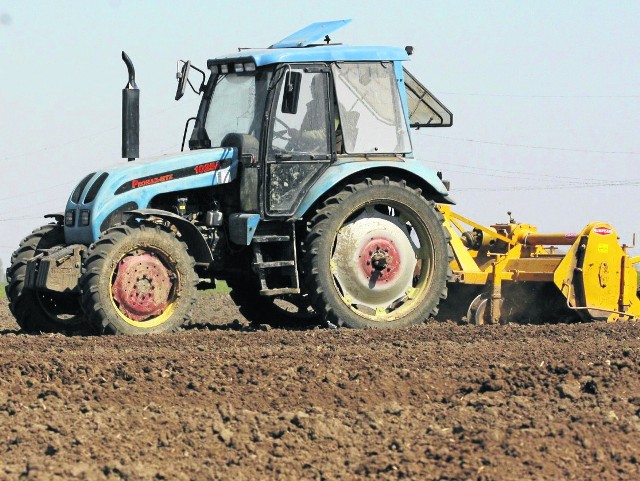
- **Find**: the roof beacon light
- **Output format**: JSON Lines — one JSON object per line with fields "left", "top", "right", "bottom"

{"left": 244, "top": 62, "right": 256, "bottom": 72}
{"left": 234, "top": 63, "right": 244, "bottom": 73}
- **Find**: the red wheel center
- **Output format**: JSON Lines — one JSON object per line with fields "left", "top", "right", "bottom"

{"left": 358, "top": 238, "right": 402, "bottom": 284}
{"left": 111, "top": 253, "right": 173, "bottom": 320}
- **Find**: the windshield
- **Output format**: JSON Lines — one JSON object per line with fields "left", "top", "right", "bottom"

{"left": 204, "top": 71, "right": 271, "bottom": 146}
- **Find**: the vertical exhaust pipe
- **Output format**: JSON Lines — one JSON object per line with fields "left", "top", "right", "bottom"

{"left": 121, "top": 51, "right": 139, "bottom": 161}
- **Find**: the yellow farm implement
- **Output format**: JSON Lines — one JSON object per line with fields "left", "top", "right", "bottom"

{"left": 438, "top": 205, "right": 640, "bottom": 324}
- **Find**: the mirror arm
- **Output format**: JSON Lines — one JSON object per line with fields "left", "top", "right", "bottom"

{"left": 181, "top": 117, "right": 197, "bottom": 152}
{"left": 284, "top": 64, "right": 292, "bottom": 91}
{"left": 189, "top": 64, "right": 207, "bottom": 93}
{"left": 186, "top": 78, "right": 200, "bottom": 95}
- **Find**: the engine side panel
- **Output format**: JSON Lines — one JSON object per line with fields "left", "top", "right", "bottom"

{"left": 65, "top": 148, "right": 238, "bottom": 244}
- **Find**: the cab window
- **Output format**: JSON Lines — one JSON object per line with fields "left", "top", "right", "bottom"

{"left": 331, "top": 62, "right": 411, "bottom": 154}
{"left": 271, "top": 71, "right": 331, "bottom": 155}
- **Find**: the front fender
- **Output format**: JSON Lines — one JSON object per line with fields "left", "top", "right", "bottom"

{"left": 293, "top": 158, "right": 452, "bottom": 218}
{"left": 127, "top": 209, "right": 213, "bottom": 264}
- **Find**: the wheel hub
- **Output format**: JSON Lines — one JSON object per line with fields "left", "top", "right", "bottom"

{"left": 332, "top": 210, "right": 418, "bottom": 311}
{"left": 358, "top": 238, "right": 402, "bottom": 282}
{"left": 111, "top": 252, "right": 174, "bottom": 321}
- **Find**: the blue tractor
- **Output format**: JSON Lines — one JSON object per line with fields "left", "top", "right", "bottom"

{"left": 6, "top": 20, "right": 454, "bottom": 334}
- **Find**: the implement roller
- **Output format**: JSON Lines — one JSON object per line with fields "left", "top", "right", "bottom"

{"left": 439, "top": 205, "right": 640, "bottom": 324}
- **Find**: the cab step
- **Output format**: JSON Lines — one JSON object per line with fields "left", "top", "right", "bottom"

{"left": 251, "top": 222, "right": 300, "bottom": 295}
{"left": 254, "top": 260, "right": 295, "bottom": 268}
{"left": 253, "top": 234, "right": 290, "bottom": 243}
{"left": 260, "top": 287, "right": 300, "bottom": 296}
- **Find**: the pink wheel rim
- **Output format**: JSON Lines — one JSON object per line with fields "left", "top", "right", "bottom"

{"left": 111, "top": 252, "right": 173, "bottom": 321}
{"left": 358, "top": 238, "right": 402, "bottom": 284}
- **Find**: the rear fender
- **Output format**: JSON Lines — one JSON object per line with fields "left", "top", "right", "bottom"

{"left": 293, "top": 160, "right": 453, "bottom": 219}
{"left": 126, "top": 209, "right": 213, "bottom": 264}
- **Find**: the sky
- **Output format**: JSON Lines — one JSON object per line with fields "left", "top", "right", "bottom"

{"left": 1, "top": 0, "right": 639, "bottom": 271}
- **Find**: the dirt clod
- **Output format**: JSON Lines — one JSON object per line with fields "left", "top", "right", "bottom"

{"left": 556, "top": 381, "right": 581, "bottom": 400}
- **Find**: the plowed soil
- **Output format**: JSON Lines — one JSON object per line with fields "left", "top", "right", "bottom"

{"left": 1, "top": 293, "right": 640, "bottom": 480}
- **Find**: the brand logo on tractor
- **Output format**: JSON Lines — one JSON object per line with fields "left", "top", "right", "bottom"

{"left": 115, "top": 159, "right": 230, "bottom": 195}
{"left": 594, "top": 226, "right": 612, "bottom": 236}
{"left": 131, "top": 174, "right": 174, "bottom": 189}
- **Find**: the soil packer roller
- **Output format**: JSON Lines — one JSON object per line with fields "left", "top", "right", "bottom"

{"left": 6, "top": 20, "right": 640, "bottom": 334}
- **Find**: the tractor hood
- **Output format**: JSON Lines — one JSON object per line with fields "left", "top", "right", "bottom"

{"left": 64, "top": 148, "right": 238, "bottom": 244}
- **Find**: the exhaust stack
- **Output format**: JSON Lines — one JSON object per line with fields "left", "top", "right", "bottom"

{"left": 121, "top": 51, "right": 139, "bottom": 161}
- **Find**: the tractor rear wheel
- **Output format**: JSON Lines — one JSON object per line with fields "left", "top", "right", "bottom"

{"left": 304, "top": 177, "right": 450, "bottom": 329}
{"left": 5, "top": 224, "right": 85, "bottom": 333}
{"left": 80, "top": 222, "right": 197, "bottom": 335}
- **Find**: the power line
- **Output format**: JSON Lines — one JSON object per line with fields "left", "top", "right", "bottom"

{"left": 0, "top": 181, "right": 74, "bottom": 203}
{"left": 0, "top": 215, "right": 50, "bottom": 223}
{"left": 438, "top": 167, "right": 630, "bottom": 186}
{"left": 0, "top": 104, "right": 183, "bottom": 164}
{"left": 455, "top": 180, "right": 640, "bottom": 192}
{"left": 434, "top": 91, "right": 640, "bottom": 99}
{"left": 418, "top": 132, "right": 640, "bottom": 155}
{"left": 0, "top": 126, "right": 120, "bottom": 163}
{"left": 422, "top": 158, "right": 640, "bottom": 190}
{"left": 422, "top": 159, "right": 616, "bottom": 184}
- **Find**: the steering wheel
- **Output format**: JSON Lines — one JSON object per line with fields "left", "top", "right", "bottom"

{"left": 273, "top": 117, "right": 292, "bottom": 140}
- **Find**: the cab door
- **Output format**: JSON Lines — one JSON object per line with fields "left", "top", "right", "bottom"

{"left": 265, "top": 67, "right": 333, "bottom": 216}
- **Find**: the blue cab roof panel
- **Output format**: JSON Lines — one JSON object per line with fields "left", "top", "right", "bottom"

{"left": 270, "top": 19, "right": 352, "bottom": 48}
{"left": 208, "top": 19, "right": 409, "bottom": 67}
{"left": 210, "top": 45, "right": 410, "bottom": 67}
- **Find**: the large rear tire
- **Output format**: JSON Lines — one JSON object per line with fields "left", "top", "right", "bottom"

{"left": 5, "top": 224, "right": 85, "bottom": 333}
{"left": 304, "top": 177, "right": 450, "bottom": 329}
{"left": 80, "top": 222, "right": 198, "bottom": 335}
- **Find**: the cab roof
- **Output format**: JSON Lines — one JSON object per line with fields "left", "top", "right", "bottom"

{"left": 207, "top": 19, "right": 410, "bottom": 67}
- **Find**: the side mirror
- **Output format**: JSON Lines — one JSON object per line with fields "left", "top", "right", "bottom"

{"left": 175, "top": 60, "right": 191, "bottom": 101}
{"left": 281, "top": 71, "right": 301, "bottom": 114}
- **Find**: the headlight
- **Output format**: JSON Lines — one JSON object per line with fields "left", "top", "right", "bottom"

{"left": 244, "top": 63, "right": 256, "bottom": 72}
{"left": 65, "top": 209, "right": 75, "bottom": 227}
{"left": 234, "top": 63, "right": 244, "bottom": 73}
{"left": 219, "top": 64, "right": 229, "bottom": 74}
{"left": 79, "top": 210, "right": 91, "bottom": 226}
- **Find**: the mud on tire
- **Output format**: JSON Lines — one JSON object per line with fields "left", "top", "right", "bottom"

{"left": 304, "top": 177, "right": 450, "bottom": 329}
{"left": 5, "top": 224, "right": 85, "bottom": 333}
{"left": 80, "top": 222, "right": 198, "bottom": 335}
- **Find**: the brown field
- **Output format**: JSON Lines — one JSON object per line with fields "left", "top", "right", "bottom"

{"left": 1, "top": 292, "right": 639, "bottom": 480}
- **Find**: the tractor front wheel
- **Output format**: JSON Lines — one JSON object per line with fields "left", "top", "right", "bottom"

{"left": 304, "top": 177, "right": 450, "bottom": 329}
{"left": 5, "top": 224, "right": 85, "bottom": 333}
{"left": 80, "top": 223, "right": 197, "bottom": 335}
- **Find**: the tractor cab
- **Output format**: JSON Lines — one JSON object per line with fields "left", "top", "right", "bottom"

{"left": 178, "top": 19, "right": 452, "bottom": 217}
